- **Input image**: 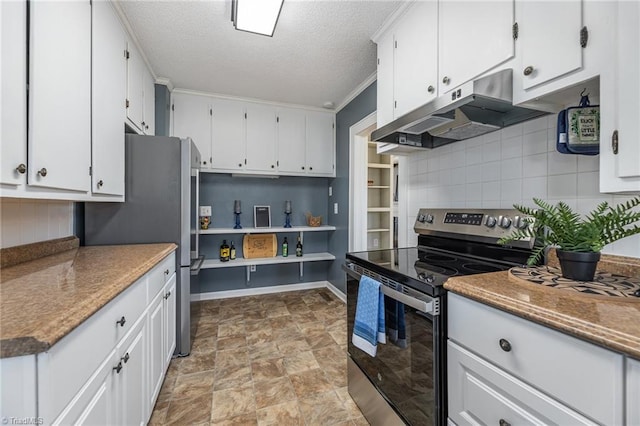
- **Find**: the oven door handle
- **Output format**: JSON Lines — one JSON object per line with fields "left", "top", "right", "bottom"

{"left": 343, "top": 263, "right": 435, "bottom": 314}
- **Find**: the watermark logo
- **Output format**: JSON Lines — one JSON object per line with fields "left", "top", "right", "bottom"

{"left": 1, "top": 417, "right": 44, "bottom": 425}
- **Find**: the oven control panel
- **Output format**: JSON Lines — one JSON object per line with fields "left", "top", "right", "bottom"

{"left": 414, "top": 208, "right": 533, "bottom": 243}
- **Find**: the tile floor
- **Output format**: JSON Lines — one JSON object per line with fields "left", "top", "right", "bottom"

{"left": 149, "top": 288, "right": 369, "bottom": 425}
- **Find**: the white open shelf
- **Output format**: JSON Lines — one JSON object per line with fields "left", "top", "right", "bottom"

{"left": 202, "top": 252, "right": 336, "bottom": 269}
{"left": 367, "top": 185, "right": 390, "bottom": 189}
{"left": 367, "top": 228, "right": 390, "bottom": 233}
{"left": 200, "top": 225, "right": 336, "bottom": 235}
{"left": 367, "top": 207, "right": 391, "bottom": 212}
{"left": 367, "top": 162, "right": 392, "bottom": 169}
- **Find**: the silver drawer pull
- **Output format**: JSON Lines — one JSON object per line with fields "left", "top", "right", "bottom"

{"left": 499, "top": 338, "right": 512, "bottom": 352}
{"left": 499, "top": 419, "right": 511, "bottom": 426}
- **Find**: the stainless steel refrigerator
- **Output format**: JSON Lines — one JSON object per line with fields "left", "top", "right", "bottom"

{"left": 85, "top": 134, "right": 202, "bottom": 356}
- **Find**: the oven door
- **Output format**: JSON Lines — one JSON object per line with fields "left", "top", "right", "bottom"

{"left": 344, "top": 263, "right": 445, "bottom": 426}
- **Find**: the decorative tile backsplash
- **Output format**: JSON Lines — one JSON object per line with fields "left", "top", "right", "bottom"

{"left": 406, "top": 115, "right": 640, "bottom": 258}
{"left": 0, "top": 199, "right": 73, "bottom": 249}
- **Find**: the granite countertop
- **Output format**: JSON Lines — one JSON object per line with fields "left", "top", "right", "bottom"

{"left": 0, "top": 241, "right": 177, "bottom": 358}
{"left": 444, "top": 263, "right": 640, "bottom": 360}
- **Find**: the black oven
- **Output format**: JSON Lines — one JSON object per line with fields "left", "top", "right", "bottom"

{"left": 344, "top": 262, "right": 446, "bottom": 426}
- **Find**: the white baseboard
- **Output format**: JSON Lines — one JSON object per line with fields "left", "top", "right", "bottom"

{"left": 191, "top": 281, "right": 345, "bottom": 302}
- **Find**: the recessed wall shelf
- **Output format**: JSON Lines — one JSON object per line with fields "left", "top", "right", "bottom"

{"left": 200, "top": 225, "right": 336, "bottom": 235}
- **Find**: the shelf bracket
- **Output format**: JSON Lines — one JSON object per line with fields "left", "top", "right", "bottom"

{"left": 299, "top": 262, "right": 304, "bottom": 278}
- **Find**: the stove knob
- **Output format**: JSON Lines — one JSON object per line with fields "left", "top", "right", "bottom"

{"left": 425, "top": 214, "right": 434, "bottom": 224}
{"left": 417, "top": 214, "right": 426, "bottom": 223}
{"left": 513, "top": 216, "right": 528, "bottom": 230}
{"left": 485, "top": 216, "right": 497, "bottom": 228}
{"left": 426, "top": 274, "right": 435, "bottom": 283}
{"left": 498, "top": 215, "right": 512, "bottom": 229}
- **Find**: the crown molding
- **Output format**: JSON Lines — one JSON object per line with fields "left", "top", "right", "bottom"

{"left": 370, "top": 0, "right": 415, "bottom": 43}
{"left": 155, "top": 78, "right": 174, "bottom": 92}
{"left": 335, "top": 71, "right": 377, "bottom": 113}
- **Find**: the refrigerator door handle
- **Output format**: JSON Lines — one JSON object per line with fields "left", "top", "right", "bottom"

{"left": 192, "top": 167, "right": 200, "bottom": 260}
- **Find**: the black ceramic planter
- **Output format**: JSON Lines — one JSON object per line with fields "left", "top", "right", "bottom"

{"left": 556, "top": 250, "right": 601, "bottom": 281}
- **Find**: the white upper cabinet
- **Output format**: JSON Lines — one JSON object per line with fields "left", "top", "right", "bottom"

{"left": 305, "top": 111, "right": 335, "bottom": 176}
{"left": 1, "top": 0, "right": 27, "bottom": 187}
{"left": 438, "top": 0, "right": 514, "bottom": 94}
{"left": 517, "top": 0, "right": 582, "bottom": 90}
{"left": 276, "top": 108, "right": 306, "bottom": 174}
{"left": 92, "top": 0, "right": 126, "bottom": 196}
{"left": 245, "top": 103, "right": 277, "bottom": 173}
{"left": 600, "top": 0, "right": 640, "bottom": 192}
{"left": 629, "top": 357, "right": 640, "bottom": 426}
{"left": 172, "top": 93, "right": 212, "bottom": 168}
{"left": 376, "top": 29, "right": 394, "bottom": 127}
{"left": 143, "top": 69, "right": 155, "bottom": 135}
{"left": 393, "top": 1, "right": 438, "bottom": 119}
{"left": 211, "top": 98, "right": 246, "bottom": 171}
{"left": 126, "top": 41, "right": 145, "bottom": 132}
{"left": 28, "top": 0, "right": 91, "bottom": 192}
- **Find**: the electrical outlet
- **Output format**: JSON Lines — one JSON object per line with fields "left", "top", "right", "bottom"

{"left": 199, "top": 205, "right": 212, "bottom": 216}
{"left": 334, "top": 203, "right": 338, "bottom": 214}
{"left": 250, "top": 265, "right": 256, "bottom": 272}
{"left": 329, "top": 186, "right": 332, "bottom": 197}
{"left": 373, "top": 238, "right": 379, "bottom": 247}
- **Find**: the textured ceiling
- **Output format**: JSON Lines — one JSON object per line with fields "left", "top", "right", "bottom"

{"left": 118, "top": 0, "right": 402, "bottom": 109}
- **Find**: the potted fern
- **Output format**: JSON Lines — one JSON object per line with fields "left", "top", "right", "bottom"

{"left": 499, "top": 197, "right": 640, "bottom": 281}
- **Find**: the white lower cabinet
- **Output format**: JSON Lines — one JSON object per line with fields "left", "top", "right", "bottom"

{"left": 447, "top": 293, "right": 625, "bottom": 425}
{"left": 448, "top": 341, "right": 595, "bottom": 425}
{"left": 0, "top": 252, "right": 176, "bottom": 425}
{"left": 629, "top": 357, "right": 640, "bottom": 425}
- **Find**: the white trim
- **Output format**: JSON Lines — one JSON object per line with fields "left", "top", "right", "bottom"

{"left": 370, "top": 1, "right": 414, "bottom": 43}
{"left": 192, "top": 280, "right": 330, "bottom": 301}
{"left": 325, "top": 281, "right": 346, "bottom": 303}
{"left": 348, "top": 112, "right": 378, "bottom": 252}
{"left": 335, "top": 71, "right": 377, "bottom": 113}
{"left": 155, "top": 77, "right": 174, "bottom": 92}
{"left": 171, "top": 88, "right": 332, "bottom": 113}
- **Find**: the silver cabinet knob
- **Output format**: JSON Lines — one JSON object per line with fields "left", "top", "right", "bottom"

{"left": 238, "top": 163, "right": 242, "bottom": 167}
{"left": 16, "top": 164, "right": 26, "bottom": 174}
{"left": 485, "top": 216, "right": 497, "bottom": 228}
{"left": 499, "top": 419, "right": 511, "bottom": 426}
{"left": 37, "top": 168, "right": 47, "bottom": 177}
{"left": 498, "top": 216, "right": 512, "bottom": 229}
{"left": 442, "top": 76, "right": 450, "bottom": 85}
{"left": 427, "top": 85, "right": 435, "bottom": 94}
{"left": 301, "top": 166, "right": 305, "bottom": 170}
{"left": 499, "top": 338, "right": 512, "bottom": 352}
{"left": 523, "top": 66, "right": 534, "bottom": 76}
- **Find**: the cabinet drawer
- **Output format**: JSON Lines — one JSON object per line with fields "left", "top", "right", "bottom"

{"left": 448, "top": 341, "right": 596, "bottom": 426}
{"left": 447, "top": 293, "right": 624, "bottom": 425}
{"left": 38, "top": 276, "right": 147, "bottom": 421}
{"left": 148, "top": 253, "right": 175, "bottom": 300}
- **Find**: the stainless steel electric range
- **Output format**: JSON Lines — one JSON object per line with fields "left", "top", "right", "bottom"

{"left": 344, "top": 209, "right": 535, "bottom": 426}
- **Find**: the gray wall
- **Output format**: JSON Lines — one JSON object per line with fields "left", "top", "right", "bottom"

{"left": 197, "top": 174, "right": 332, "bottom": 293}
{"left": 155, "top": 84, "right": 171, "bottom": 137}
{"left": 328, "top": 82, "right": 377, "bottom": 293}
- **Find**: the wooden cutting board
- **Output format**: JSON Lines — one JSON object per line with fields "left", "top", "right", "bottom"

{"left": 243, "top": 234, "right": 277, "bottom": 258}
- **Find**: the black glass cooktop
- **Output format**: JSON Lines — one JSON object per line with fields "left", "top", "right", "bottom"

{"left": 346, "top": 245, "right": 527, "bottom": 297}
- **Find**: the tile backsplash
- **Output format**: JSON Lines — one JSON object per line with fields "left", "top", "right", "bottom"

{"left": 406, "top": 115, "right": 640, "bottom": 258}
{"left": 0, "top": 198, "right": 73, "bottom": 249}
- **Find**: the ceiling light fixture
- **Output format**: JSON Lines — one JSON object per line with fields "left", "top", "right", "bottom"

{"left": 231, "top": 0, "right": 284, "bottom": 37}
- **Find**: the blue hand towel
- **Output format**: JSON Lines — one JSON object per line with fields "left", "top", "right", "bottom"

{"left": 352, "top": 275, "right": 386, "bottom": 357}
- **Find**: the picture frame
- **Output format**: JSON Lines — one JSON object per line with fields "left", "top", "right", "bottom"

{"left": 254, "top": 205, "right": 271, "bottom": 228}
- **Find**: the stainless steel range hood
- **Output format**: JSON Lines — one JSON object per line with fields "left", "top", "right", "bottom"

{"left": 371, "top": 69, "right": 549, "bottom": 148}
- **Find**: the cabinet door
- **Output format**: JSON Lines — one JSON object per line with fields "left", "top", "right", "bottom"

{"left": 164, "top": 275, "right": 177, "bottom": 367}
{"left": 211, "top": 98, "right": 246, "bottom": 171}
{"left": 172, "top": 93, "right": 212, "bottom": 168}
{"left": 438, "top": 0, "right": 514, "bottom": 94}
{"left": 28, "top": 0, "right": 91, "bottom": 192}
{"left": 53, "top": 350, "right": 117, "bottom": 426}
{"left": 92, "top": 0, "right": 126, "bottom": 196}
{"left": 118, "top": 318, "right": 146, "bottom": 426}
{"left": 600, "top": 0, "right": 640, "bottom": 192}
{"left": 147, "top": 291, "right": 165, "bottom": 411}
{"left": 305, "top": 111, "right": 335, "bottom": 176}
{"left": 393, "top": 1, "right": 438, "bottom": 119}
{"left": 518, "top": 0, "right": 582, "bottom": 90}
{"left": 376, "top": 29, "right": 394, "bottom": 127}
{"left": 448, "top": 341, "right": 595, "bottom": 426}
{"left": 126, "top": 41, "right": 144, "bottom": 132}
{"left": 245, "top": 103, "right": 277, "bottom": 172}
{"left": 143, "top": 70, "right": 155, "bottom": 135}
{"left": 628, "top": 357, "right": 640, "bottom": 426}
{"left": 1, "top": 0, "right": 27, "bottom": 186}
{"left": 276, "top": 108, "right": 306, "bottom": 174}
